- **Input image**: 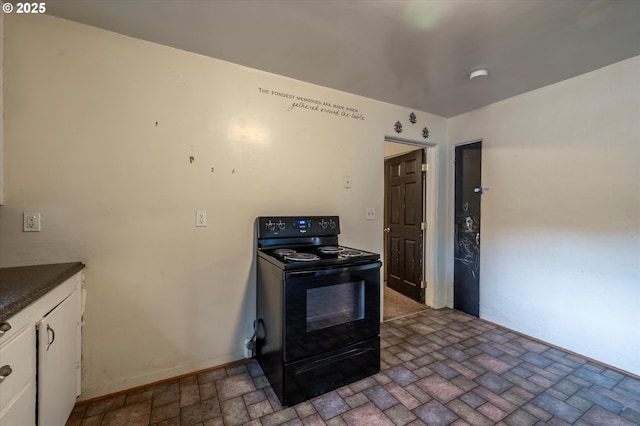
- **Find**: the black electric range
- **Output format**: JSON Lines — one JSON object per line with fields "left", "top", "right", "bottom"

{"left": 255, "top": 215, "right": 381, "bottom": 406}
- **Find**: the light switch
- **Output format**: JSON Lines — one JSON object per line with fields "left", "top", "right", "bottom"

{"left": 343, "top": 176, "right": 352, "bottom": 188}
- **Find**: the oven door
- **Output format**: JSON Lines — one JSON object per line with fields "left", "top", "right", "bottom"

{"left": 283, "top": 261, "right": 381, "bottom": 362}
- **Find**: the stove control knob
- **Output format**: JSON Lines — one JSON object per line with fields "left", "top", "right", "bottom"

{"left": 266, "top": 221, "right": 275, "bottom": 231}
{"left": 277, "top": 220, "right": 285, "bottom": 230}
{"left": 319, "top": 220, "right": 328, "bottom": 229}
{"left": 329, "top": 220, "right": 336, "bottom": 229}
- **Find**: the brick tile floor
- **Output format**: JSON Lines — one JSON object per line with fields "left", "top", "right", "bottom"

{"left": 65, "top": 308, "right": 640, "bottom": 425}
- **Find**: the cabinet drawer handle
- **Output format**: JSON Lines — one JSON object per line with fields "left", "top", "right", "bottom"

{"left": 0, "top": 321, "right": 11, "bottom": 338}
{"left": 0, "top": 365, "right": 12, "bottom": 383}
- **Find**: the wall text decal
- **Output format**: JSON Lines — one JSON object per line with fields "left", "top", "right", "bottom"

{"left": 258, "top": 87, "right": 365, "bottom": 121}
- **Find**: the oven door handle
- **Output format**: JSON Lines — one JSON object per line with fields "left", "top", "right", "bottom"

{"left": 294, "top": 347, "right": 375, "bottom": 375}
{"left": 286, "top": 261, "right": 381, "bottom": 278}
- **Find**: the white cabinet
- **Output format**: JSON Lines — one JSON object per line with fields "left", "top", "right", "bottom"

{"left": 0, "top": 383, "right": 36, "bottom": 426}
{"left": 0, "top": 323, "right": 36, "bottom": 425}
{"left": 37, "top": 291, "right": 80, "bottom": 426}
{"left": 0, "top": 271, "right": 83, "bottom": 426}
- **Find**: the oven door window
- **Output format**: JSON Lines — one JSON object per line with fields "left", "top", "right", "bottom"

{"left": 306, "top": 281, "right": 364, "bottom": 332}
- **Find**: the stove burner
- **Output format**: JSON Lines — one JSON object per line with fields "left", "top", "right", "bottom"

{"left": 318, "top": 246, "right": 344, "bottom": 254}
{"left": 285, "top": 252, "right": 321, "bottom": 262}
{"left": 274, "top": 248, "right": 297, "bottom": 256}
{"left": 339, "top": 249, "right": 363, "bottom": 258}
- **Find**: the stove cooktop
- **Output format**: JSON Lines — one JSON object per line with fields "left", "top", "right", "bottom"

{"left": 258, "top": 244, "right": 380, "bottom": 271}
{"left": 256, "top": 216, "right": 380, "bottom": 271}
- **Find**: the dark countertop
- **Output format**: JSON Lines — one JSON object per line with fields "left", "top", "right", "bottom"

{"left": 0, "top": 262, "right": 86, "bottom": 323}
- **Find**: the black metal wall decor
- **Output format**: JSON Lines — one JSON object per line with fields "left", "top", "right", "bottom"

{"left": 392, "top": 113, "right": 430, "bottom": 138}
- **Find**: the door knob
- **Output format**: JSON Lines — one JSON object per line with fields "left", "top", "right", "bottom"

{"left": 384, "top": 228, "right": 390, "bottom": 233}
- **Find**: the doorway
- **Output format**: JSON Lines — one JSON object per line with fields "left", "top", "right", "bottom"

{"left": 384, "top": 149, "right": 425, "bottom": 303}
{"left": 453, "top": 141, "right": 482, "bottom": 317}
{"left": 383, "top": 139, "right": 435, "bottom": 321}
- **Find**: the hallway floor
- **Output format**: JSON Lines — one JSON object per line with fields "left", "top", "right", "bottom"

{"left": 66, "top": 308, "right": 640, "bottom": 425}
{"left": 383, "top": 283, "right": 428, "bottom": 321}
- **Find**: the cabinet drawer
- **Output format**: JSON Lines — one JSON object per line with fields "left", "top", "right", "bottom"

{"left": 0, "top": 381, "right": 36, "bottom": 425}
{"left": 0, "top": 326, "right": 35, "bottom": 409}
{"left": 0, "top": 308, "right": 29, "bottom": 346}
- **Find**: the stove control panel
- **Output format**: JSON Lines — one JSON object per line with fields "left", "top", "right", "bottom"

{"left": 318, "top": 218, "right": 337, "bottom": 229}
{"left": 257, "top": 216, "right": 340, "bottom": 238}
{"left": 264, "top": 220, "right": 286, "bottom": 231}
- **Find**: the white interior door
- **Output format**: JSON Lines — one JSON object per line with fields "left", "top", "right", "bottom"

{"left": 37, "top": 291, "right": 79, "bottom": 426}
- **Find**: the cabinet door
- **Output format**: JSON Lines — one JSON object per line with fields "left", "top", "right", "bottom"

{"left": 37, "top": 291, "right": 79, "bottom": 426}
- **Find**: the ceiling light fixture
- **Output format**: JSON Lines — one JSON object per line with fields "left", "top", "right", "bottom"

{"left": 469, "top": 69, "right": 489, "bottom": 80}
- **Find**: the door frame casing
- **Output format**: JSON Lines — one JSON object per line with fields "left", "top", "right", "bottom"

{"left": 383, "top": 136, "right": 438, "bottom": 308}
{"left": 448, "top": 138, "right": 483, "bottom": 311}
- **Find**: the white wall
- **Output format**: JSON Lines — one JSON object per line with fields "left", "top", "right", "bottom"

{"left": 0, "top": 15, "right": 447, "bottom": 399}
{"left": 448, "top": 56, "right": 640, "bottom": 375}
{"left": 384, "top": 141, "right": 418, "bottom": 158}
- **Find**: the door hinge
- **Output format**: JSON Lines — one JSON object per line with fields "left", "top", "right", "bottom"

{"left": 421, "top": 222, "right": 428, "bottom": 231}
{"left": 422, "top": 163, "right": 428, "bottom": 172}
{"left": 421, "top": 280, "right": 427, "bottom": 289}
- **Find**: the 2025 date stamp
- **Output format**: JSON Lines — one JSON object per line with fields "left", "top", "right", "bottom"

{"left": 3, "top": 2, "right": 47, "bottom": 14}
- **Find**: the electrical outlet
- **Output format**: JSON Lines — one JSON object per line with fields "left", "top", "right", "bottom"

{"left": 196, "top": 211, "right": 207, "bottom": 227}
{"left": 365, "top": 208, "right": 376, "bottom": 220}
{"left": 23, "top": 212, "right": 41, "bottom": 232}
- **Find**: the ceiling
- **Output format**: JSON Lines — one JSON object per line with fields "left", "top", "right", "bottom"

{"left": 44, "top": 0, "right": 640, "bottom": 118}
